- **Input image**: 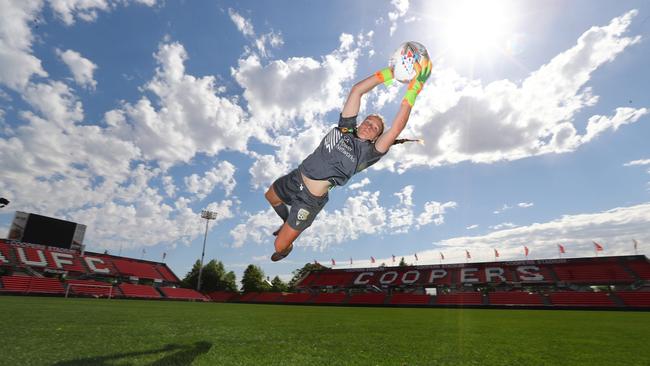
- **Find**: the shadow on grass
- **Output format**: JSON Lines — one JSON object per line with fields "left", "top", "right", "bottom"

{"left": 53, "top": 341, "right": 212, "bottom": 366}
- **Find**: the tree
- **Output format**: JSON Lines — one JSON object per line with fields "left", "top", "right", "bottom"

{"left": 270, "top": 276, "right": 288, "bottom": 292}
{"left": 181, "top": 259, "right": 236, "bottom": 292}
{"left": 288, "top": 262, "right": 327, "bottom": 291}
{"left": 241, "top": 264, "right": 269, "bottom": 293}
{"left": 399, "top": 257, "right": 407, "bottom": 267}
{"left": 222, "top": 271, "right": 237, "bottom": 292}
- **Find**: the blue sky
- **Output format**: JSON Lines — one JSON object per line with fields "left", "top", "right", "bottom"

{"left": 1, "top": 0, "right": 649, "bottom": 283}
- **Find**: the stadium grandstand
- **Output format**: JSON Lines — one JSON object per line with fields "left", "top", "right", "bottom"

{"left": 1, "top": 238, "right": 649, "bottom": 309}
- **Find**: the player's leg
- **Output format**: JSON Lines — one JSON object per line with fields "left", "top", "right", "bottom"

{"left": 271, "top": 223, "right": 301, "bottom": 262}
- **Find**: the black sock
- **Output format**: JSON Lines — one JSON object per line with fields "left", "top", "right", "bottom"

{"left": 272, "top": 203, "right": 289, "bottom": 222}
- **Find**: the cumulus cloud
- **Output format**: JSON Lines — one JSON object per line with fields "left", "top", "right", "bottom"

{"left": 229, "top": 185, "right": 455, "bottom": 251}
{"left": 228, "top": 8, "right": 283, "bottom": 58}
{"left": 184, "top": 161, "right": 237, "bottom": 199}
{"left": 348, "top": 177, "right": 371, "bottom": 190}
{"left": 388, "top": 0, "right": 410, "bottom": 36}
{"left": 106, "top": 41, "right": 249, "bottom": 168}
{"left": 420, "top": 202, "right": 650, "bottom": 263}
{"left": 48, "top": 0, "right": 158, "bottom": 25}
{"left": 56, "top": 49, "right": 97, "bottom": 89}
{"left": 518, "top": 202, "right": 534, "bottom": 208}
{"left": 624, "top": 158, "right": 650, "bottom": 166}
{"left": 376, "top": 10, "right": 648, "bottom": 173}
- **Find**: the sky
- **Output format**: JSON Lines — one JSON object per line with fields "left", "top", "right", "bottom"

{"left": 1, "top": 0, "right": 649, "bottom": 284}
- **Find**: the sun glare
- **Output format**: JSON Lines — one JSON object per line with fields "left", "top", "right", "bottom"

{"left": 438, "top": 0, "right": 515, "bottom": 59}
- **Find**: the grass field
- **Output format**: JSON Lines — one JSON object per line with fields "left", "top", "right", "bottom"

{"left": 1, "top": 296, "right": 649, "bottom": 366}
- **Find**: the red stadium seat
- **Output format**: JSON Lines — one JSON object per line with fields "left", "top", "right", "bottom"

{"left": 279, "top": 293, "right": 313, "bottom": 303}
{"left": 159, "top": 287, "right": 208, "bottom": 301}
{"left": 348, "top": 293, "right": 385, "bottom": 304}
{"left": 118, "top": 283, "right": 161, "bottom": 299}
{"left": 389, "top": 293, "right": 432, "bottom": 305}
{"left": 436, "top": 292, "right": 483, "bottom": 305}
{"left": 312, "top": 292, "right": 347, "bottom": 304}
{"left": 0, "top": 276, "right": 64, "bottom": 294}
{"left": 626, "top": 261, "right": 650, "bottom": 280}
{"left": 548, "top": 291, "right": 616, "bottom": 307}
{"left": 488, "top": 291, "right": 544, "bottom": 305}
{"left": 251, "top": 292, "right": 283, "bottom": 303}
{"left": 206, "top": 291, "right": 239, "bottom": 302}
{"left": 615, "top": 291, "right": 650, "bottom": 307}
{"left": 65, "top": 279, "right": 115, "bottom": 297}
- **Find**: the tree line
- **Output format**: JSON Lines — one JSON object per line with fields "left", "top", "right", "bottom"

{"left": 181, "top": 260, "right": 329, "bottom": 293}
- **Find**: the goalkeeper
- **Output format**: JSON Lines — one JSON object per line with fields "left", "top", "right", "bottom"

{"left": 265, "top": 58, "right": 432, "bottom": 261}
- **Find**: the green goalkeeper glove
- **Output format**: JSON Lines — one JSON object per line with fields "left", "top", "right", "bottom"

{"left": 402, "top": 58, "right": 432, "bottom": 107}
{"left": 374, "top": 67, "right": 395, "bottom": 87}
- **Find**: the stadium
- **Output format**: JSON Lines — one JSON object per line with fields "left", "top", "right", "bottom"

{"left": 2, "top": 234, "right": 650, "bottom": 365}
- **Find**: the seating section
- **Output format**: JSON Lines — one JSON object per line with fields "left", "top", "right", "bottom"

{"left": 66, "top": 279, "right": 115, "bottom": 298}
{"left": 206, "top": 291, "right": 239, "bottom": 302}
{"left": 154, "top": 264, "right": 179, "bottom": 282}
{"left": 488, "top": 291, "right": 544, "bottom": 305}
{"left": 615, "top": 291, "right": 650, "bottom": 307}
{"left": 552, "top": 262, "right": 633, "bottom": 283}
{"left": 310, "top": 272, "right": 357, "bottom": 287}
{"left": 312, "top": 292, "right": 347, "bottom": 304}
{"left": 389, "top": 293, "right": 431, "bottom": 305}
{"left": 118, "top": 283, "right": 161, "bottom": 299}
{"left": 160, "top": 287, "right": 208, "bottom": 301}
{"left": 280, "top": 293, "right": 313, "bottom": 303}
{"left": 548, "top": 291, "right": 615, "bottom": 307}
{"left": 626, "top": 261, "right": 650, "bottom": 280}
{"left": 436, "top": 292, "right": 483, "bottom": 305}
{"left": 111, "top": 259, "right": 163, "bottom": 280}
{"left": 0, "top": 276, "right": 64, "bottom": 294}
{"left": 348, "top": 293, "right": 386, "bottom": 304}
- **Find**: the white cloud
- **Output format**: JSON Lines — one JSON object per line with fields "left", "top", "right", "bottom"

{"left": 0, "top": 0, "right": 47, "bottom": 91}
{"left": 490, "top": 222, "right": 517, "bottom": 230}
{"left": 493, "top": 204, "right": 512, "bottom": 214}
{"left": 348, "top": 177, "right": 371, "bottom": 190}
{"left": 106, "top": 41, "right": 249, "bottom": 168}
{"left": 624, "top": 158, "right": 650, "bottom": 167}
{"left": 184, "top": 161, "right": 237, "bottom": 199}
{"left": 47, "top": 0, "right": 158, "bottom": 25}
{"left": 518, "top": 202, "right": 534, "bottom": 208}
{"left": 228, "top": 8, "right": 283, "bottom": 58}
{"left": 388, "top": 0, "right": 410, "bottom": 36}
{"left": 421, "top": 202, "right": 650, "bottom": 263}
{"left": 466, "top": 224, "right": 479, "bottom": 230}
{"left": 229, "top": 186, "right": 455, "bottom": 251}
{"left": 376, "top": 10, "right": 647, "bottom": 173}
{"left": 228, "top": 8, "right": 254, "bottom": 37}
{"left": 56, "top": 49, "right": 97, "bottom": 89}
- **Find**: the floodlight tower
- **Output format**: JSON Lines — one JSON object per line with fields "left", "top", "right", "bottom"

{"left": 197, "top": 209, "right": 217, "bottom": 291}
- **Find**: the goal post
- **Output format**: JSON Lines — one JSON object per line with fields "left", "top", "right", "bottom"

{"left": 65, "top": 283, "right": 114, "bottom": 299}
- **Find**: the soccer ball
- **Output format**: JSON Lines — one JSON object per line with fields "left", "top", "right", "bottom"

{"left": 389, "top": 41, "right": 429, "bottom": 83}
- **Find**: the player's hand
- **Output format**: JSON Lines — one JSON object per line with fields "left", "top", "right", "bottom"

{"left": 403, "top": 58, "right": 432, "bottom": 107}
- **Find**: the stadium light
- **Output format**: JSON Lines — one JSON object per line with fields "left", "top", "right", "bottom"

{"left": 197, "top": 210, "right": 218, "bottom": 291}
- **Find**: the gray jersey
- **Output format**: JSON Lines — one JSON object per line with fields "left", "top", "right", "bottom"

{"left": 299, "top": 114, "right": 386, "bottom": 186}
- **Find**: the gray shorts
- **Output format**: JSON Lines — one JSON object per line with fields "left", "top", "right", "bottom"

{"left": 272, "top": 169, "right": 329, "bottom": 232}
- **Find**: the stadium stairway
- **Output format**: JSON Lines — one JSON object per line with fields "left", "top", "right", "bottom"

{"left": 618, "top": 258, "right": 642, "bottom": 282}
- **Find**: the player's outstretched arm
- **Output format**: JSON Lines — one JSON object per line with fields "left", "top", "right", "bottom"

{"left": 375, "top": 58, "right": 432, "bottom": 153}
{"left": 341, "top": 67, "right": 394, "bottom": 118}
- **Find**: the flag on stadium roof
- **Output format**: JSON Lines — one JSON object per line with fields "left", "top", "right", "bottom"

{"left": 350, "top": 257, "right": 353, "bottom": 265}
{"left": 558, "top": 244, "right": 566, "bottom": 254}
{"left": 371, "top": 256, "right": 376, "bottom": 263}
{"left": 633, "top": 239, "right": 638, "bottom": 252}
{"left": 465, "top": 250, "right": 471, "bottom": 259}
{"left": 414, "top": 253, "right": 418, "bottom": 261}
{"left": 524, "top": 246, "right": 530, "bottom": 257}
{"left": 440, "top": 252, "right": 445, "bottom": 260}
{"left": 392, "top": 254, "right": 396, "bottom": 263}
{"left": 494, "top": 248, "right": 499, "bottom": 258}
{"left": 594, "top": 241, "right": 604, "bottom": 252}
{"left": 331, "top": 258, "right": 335, "bottom": 266}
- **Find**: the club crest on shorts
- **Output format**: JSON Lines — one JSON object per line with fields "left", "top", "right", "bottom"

{"left": 297, "top": 208, "right": 310, "bottom": 222}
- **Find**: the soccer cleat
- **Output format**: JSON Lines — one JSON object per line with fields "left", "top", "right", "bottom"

{"left": 271, "top": 243, "right": 293, "bottom": 262}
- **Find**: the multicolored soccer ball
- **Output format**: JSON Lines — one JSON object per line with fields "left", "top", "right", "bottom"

{"left": 389, "top": 41, "right": 429, "bottom": 83}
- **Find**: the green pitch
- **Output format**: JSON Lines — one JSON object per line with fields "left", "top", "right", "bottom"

{"left": 1, "top": 296, "right": 649, "bottom": 366}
